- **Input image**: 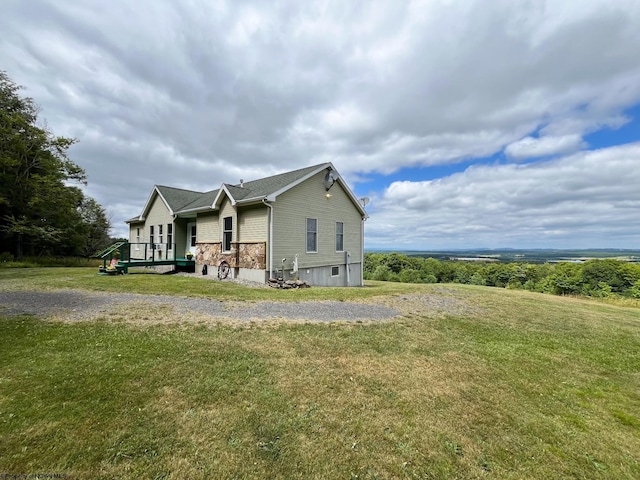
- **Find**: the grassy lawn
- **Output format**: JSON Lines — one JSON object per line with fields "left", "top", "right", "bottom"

{"left": 1, "top": 268, "right": 639, "bottom": 479}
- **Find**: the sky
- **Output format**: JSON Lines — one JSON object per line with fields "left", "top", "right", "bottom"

{"left": 1, "top": 0, "right": 639, "bottom": 250}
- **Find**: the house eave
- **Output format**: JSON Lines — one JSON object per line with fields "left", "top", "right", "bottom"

{"left": 175, "top": 205, "right": 217, "bottom": 215}
{"left": 266, "top": 163, "right": 332, "bottom": 201}
{"left": 212, "top": 184, "right": 238, "bottom": 208}
{"left": 237, "top": 195, "right": 269, "bottom": 205}
{"left": 137, "top": 186, "right": 175, "bottom": 221}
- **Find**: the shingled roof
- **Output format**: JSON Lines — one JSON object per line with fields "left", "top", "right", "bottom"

{"left": 229, "top": 163, "right": 325, "bottom": 200}
{"left": 129, "top": 162, "right": 366, "bottom": 222}
{"left": 156, "top": 186, "right": 209, "bottom": 212}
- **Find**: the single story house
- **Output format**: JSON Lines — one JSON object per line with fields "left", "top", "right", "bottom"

{"left": 126, "top": 162, "right": 368, "bottom": 286}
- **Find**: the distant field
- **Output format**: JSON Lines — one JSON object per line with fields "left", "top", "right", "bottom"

{"left": 1, "top": 268, "right": 639, "bottom": 479}
{"left": 384, "top": 248, "right": 640, "bottom": 263}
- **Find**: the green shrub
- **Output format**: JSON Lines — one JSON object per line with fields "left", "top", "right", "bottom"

{"left": 399, "top": 269, "right": 421, "bottom": 283}
{"left": 372, "top": 265, "right": 391, "bottom": 281}
{"left": 422, "top": 274, "right": 437, "bottom": 284}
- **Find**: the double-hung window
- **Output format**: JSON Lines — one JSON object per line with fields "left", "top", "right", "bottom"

{"left": 167, "top": 224, "right": 173, "bottom": 250}
{"left": 223, "top": 216, "right": 232, "bottom": 252}
{"left": 306, "top": 218, "right": 317, "bottom": 253}
{"left": 135, "top": 228, "right": 140, "bottom": 250}
{"left": 149, "top": 225, "right": 154, "bottom": 245}
{"left": 335, "top": 222, "right": 344, "bottom": 252}
{"left": 158, "top": 224, "right": 163, "bottom": 245}
{"left": 190, "top": 225, "right": 197, "bottom": 248}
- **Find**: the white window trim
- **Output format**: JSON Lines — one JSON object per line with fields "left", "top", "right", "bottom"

{"left": 335, "top": 221, "right": 344, "bottom": 252}
{"left": 331, "top": 266, "right": 340, "bottom": 277}
{"left": 223, "top": 216, "right": 233, "bottom": 253}
{"left": 306, "top": 218, "right": 318, "bottom": 253}
{"left": 190, "top": 225, "right": 197, "bottom": 248}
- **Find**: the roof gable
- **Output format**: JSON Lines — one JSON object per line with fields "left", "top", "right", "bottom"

{"left": 156, "top": 186, "right": 204, "bottom": 211}
{"left": 236, "top": 164, "right": 327, "bottom": 200}
{"left": 130, "top": 162, "right": 367, "bottom": 221}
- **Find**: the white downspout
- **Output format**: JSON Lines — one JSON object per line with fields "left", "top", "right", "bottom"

{"left": 361, "top": 215, "right": 366, "bottom": 286}
{"left": 262, "top": 199, "right": 274, "bottom": 279}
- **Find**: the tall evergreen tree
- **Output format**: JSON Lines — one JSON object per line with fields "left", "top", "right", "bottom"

{"left": 0, "top": 71, "right": 110, "bottom": 257}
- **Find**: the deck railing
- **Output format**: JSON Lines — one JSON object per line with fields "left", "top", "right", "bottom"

{"left": 127, "top": 243, "right": 178, "bottom": 261}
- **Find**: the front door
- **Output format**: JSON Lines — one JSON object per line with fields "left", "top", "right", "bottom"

{"left": 186, "top": 222, "right": 196, "bottom": 258}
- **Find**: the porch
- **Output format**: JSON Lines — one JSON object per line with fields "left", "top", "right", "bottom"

{"left": 97, "top": 242, "right": 195, "bottom": 274}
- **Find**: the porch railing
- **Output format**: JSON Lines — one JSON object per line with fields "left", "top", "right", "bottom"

{"left": 127, "top": 243, "right": 178, "bottom": 261}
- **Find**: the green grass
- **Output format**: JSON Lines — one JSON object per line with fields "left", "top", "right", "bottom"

{"left": 0, "top": 256, "right": 102, "bottom": 268}
{"left": 0, "top": 269, "right": 639, "bottom": 478}
{"left": 0, "top": 267, "right": 431, "bottom": 301}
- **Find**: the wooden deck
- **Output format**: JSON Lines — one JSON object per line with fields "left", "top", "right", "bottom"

{"left": 97, "top": 242, "right": 195, "bottom": 275}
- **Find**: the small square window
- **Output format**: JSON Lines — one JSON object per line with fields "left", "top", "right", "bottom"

{"left": 331, "top": 266, "right": 340, "bottom": 276}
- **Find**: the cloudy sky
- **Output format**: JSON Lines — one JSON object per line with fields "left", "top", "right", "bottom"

{"left": 2, "top": 0, "right": 639, "bottom": 250}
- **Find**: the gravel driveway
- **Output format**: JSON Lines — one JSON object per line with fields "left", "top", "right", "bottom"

{"left": 0, "top": 290, "right": 402, "bottom": 323}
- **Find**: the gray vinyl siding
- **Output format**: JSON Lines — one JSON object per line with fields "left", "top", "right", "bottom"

{"left": 238, "top": 205, "right": 268, "bottom": 242}
{"left": 144, "top": 195, "right": 173, "bottom": 243}
{"left": 174, "top": 219, "right": 188, "bottom": 255}
{"left": 197, "top": 211, "right": 220, "bottom": 243}
{"left": 272, "top": 171, "right": 362, "bottom": 270}
{"left": 128, "top": 222, "right": 143, "bottom": 244}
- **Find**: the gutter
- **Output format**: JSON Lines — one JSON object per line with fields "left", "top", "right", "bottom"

{"left": 361, "top": 213, "right": 367, "bottom": 286}
{"left": 262, "top": 198, "right": 274, "bottom": 279}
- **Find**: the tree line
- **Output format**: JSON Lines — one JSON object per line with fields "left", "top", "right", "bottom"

{"left": 1, "top": 71, "right": 111, "bottom": 259}
{"left": 364, "top": 252, "right": 640, "bottom": 299}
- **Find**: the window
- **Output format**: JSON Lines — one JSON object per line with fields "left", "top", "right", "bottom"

{"left": 158, "top": 224, "right": 163, "bottom": 245}
{"left": 190, "top": 225, "right": 196, "bottom": 247}
{"left": 135, "top": 228, "right": 140, "bottom": 250}
{"left": 331, "top": 266, "right": 340, "bottom": 276}
{"left": 149, "top": 225, "right": 154, "bottom": 245}
{"left": 335, "top": 222, "right": 344, "bottom": 252}
{"left": 223, "top": 216, "right": 232, "bottom": 252}
{"left": 167, "top": 224, "right": 173, "bottom": 249}
{"left": 306, "top": 218, "right": 317, "bottom": 253}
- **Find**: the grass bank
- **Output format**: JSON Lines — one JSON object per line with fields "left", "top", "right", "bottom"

{"left": 0, "top": 267, "right": 431, "bottom": 302}
{"left": 0, "top": 269, "right": 639, "bottom": 479}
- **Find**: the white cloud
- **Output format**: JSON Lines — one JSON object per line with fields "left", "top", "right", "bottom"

{"left": 505, "top": 134, "right": 586, "bottom": 159}
{"left": 1, "top": 0, "right": 639, "bottom": 243}
{"left": 368, "top": 143, "right": 640, "bottom": 249}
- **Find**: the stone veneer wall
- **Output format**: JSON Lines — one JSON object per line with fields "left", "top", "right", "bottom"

{"left": 196, "top": 242, "right": 266, "bottom": 270}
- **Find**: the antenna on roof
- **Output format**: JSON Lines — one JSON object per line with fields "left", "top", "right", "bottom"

{"left": 240, "top": 179, "right": 244, "bottom": 188}
{"left": 358, "top": 197, "right": 370, "bottom": 208}
{"left": 324, "top": 171, "right": 336, "bottom": 191}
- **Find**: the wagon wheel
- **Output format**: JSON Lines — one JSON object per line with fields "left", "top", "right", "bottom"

{"left": 218, "top": 260, "right": 230, "bottom": 280}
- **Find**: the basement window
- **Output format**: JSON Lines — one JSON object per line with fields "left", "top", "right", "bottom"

{"left": 331, "top": 266, "right": 340, "bottom": 277}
